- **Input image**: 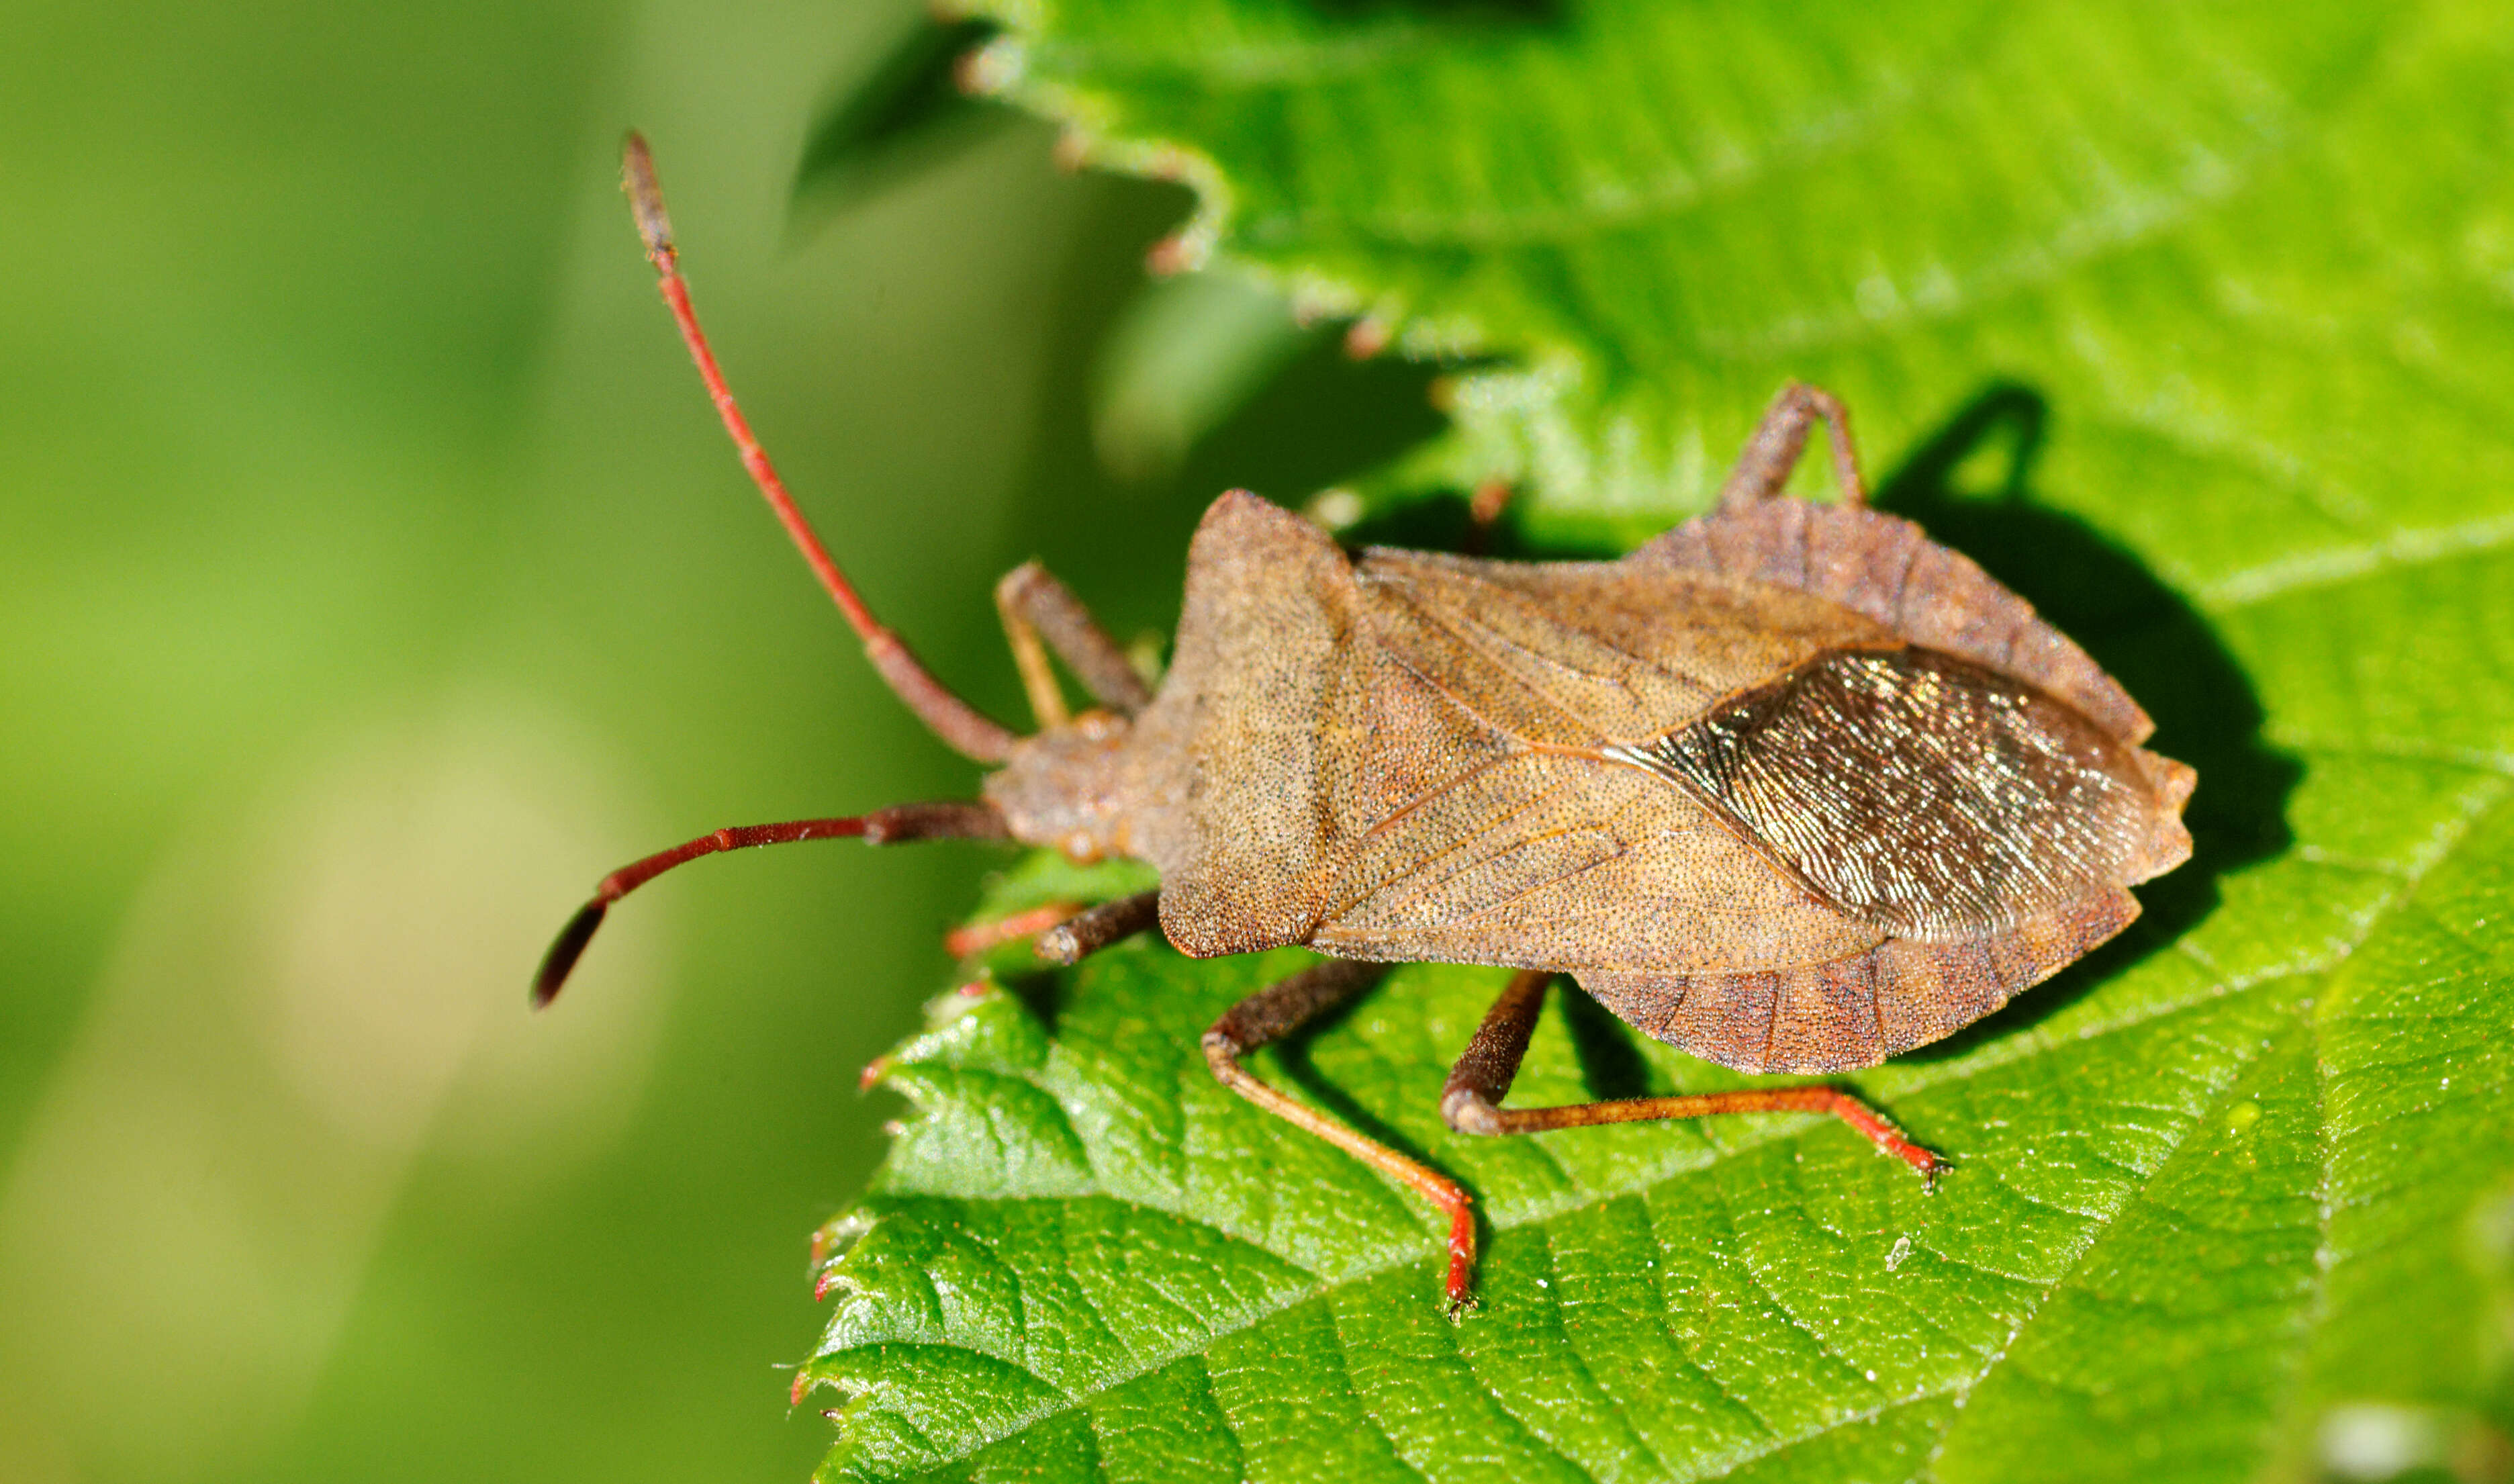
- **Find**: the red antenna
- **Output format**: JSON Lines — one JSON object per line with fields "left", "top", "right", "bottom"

{"left": 534, "top": 817, "right": 868, "bottom": 1008}
{"left": 620, "top": 133, "right": 1016, "bottom": 764}
{"left": 534, "top": 799, "right": 1008, "bottom": 1008}
{"left": 534, "top": 139, "right": 1031, "bottom": 1009}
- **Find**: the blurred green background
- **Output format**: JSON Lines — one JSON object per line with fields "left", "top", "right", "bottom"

{"left": 0, "top": 2, "right": 1432, "bottom": 1479}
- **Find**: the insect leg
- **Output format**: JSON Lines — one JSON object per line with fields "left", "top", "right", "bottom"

{"left": 1462, "top": 479, "right": 1514, "bottom": 556}
{"left": 1441, "top": 971, "right": 1941, "bottom": 1181}
{"left": 1716, "top": 381, "right": 1868, "bottom": 512}
{"left": 994, "top": 561, "right": 1155, "bottom": 721}
{"left": 1035, "top": 889, "right": 1162, "bottom": 966}
{"left": 621, "top": 136, "right": 1020, "bottom": 763}
{"left": 943, "top": 902, "right": 1082, "bottom": 959}
{"left": 1203, "top": 960, "right": 1484, "bottom": 1314}
{"left": 532, "top": 800, "right": 1010, "bottom": 1008}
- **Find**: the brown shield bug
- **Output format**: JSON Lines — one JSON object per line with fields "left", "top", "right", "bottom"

{"left": 539, "top": 136, "right": 2196, "bottom": 1312}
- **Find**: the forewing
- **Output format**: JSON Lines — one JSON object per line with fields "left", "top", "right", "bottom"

{"left": 1309, "top": 749, "right": 1877, "bottom": 974}
{"left": 1352, "top": 549, "right": 1892, "bottom": 746}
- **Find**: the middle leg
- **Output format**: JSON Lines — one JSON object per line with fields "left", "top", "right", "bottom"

{"left": 1203, "top": 959, "right": 1483, "bottom": 1313}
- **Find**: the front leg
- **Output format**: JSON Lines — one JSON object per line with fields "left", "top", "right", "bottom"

{"left": 994, "top": 560, "right": 1155, "bottom": 727}
{"left": 1035, "top": 889, "right": 1162, "bottom": 966}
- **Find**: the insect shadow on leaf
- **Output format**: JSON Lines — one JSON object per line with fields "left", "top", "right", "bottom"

{"left": 1555, "top": 974, "right": 1659, "bottom": 1103}
{"left": 988, "top": 962, "right": 1072, "bottom": 1040}
{"left": 1874, "top": 381, "right": 2300, "bottom": 1059}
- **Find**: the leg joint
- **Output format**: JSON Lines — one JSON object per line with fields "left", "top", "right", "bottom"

{"left": 1033, "top": 888, "right": 1160, "bottom": 966}
{"left": 993, "top": 559, "right": 1051, "bottom": 608}
{"left": 1199, "top": 1026, "right": 1242, "bottom": 1081}
{"left": 1440, "top": 1086, "right": 1505, "bottom": 1137}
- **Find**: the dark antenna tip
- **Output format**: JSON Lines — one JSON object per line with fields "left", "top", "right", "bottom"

{"left": 620, "top": 131, "right": 673, "bottom": 259}
{"left": 532, "top": 899, "right": 610, "bottom": 1010}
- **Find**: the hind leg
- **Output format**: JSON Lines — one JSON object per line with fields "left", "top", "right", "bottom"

{"left": 1718, "top": 382, "right": 1867, "bottom": 510}
{"left": 1441, "top": 971, "right": 1939, "bottom": 1178}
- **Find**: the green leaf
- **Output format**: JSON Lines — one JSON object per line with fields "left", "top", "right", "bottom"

{"left": 800, "top": 2, "right": 2514, "bottom": 1479}
{"left": 1089, "top": 273, "right": 1321, "bottom": 481}
{"left": 793, "top": 15, "right": 1013, "bottom": 214}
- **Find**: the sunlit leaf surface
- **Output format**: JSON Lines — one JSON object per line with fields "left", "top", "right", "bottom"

{"left": 802, "top": 3, "right": 2514, "bottom": 1479}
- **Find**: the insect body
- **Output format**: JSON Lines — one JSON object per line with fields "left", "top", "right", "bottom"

{"left": 543, "top": 136, "right": 2195, "bottom": 1312}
